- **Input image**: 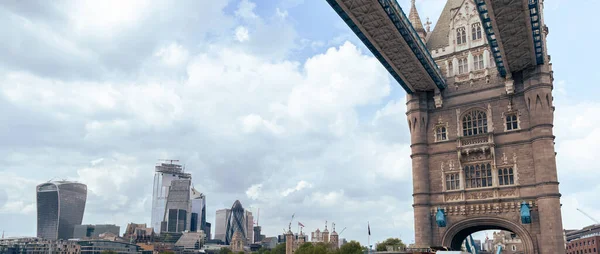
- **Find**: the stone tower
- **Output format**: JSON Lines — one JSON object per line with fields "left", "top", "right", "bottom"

{"left": 322, "top": 222, "right": 329, "bottom": 243}
{"left": 285, "top": 229, "right": 294, "bottom": 254}
{"left": 298, "top": 229, "right": 306, "bottom": 245}
{"left": 330, "top": 223, "right": 339, "bottom": 249}
{"left": 231, "top": 231, "right": 245, "bottom": 252}
{"left": 407, "top": 0, "right": 565, "bottom": 253}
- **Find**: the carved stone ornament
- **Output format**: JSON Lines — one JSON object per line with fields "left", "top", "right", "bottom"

{"left": 505, "top": 77, "right": 515, "bottom": 95}
{"left": 434, "top": 93, "right": 443, "bottom": 108}
{"left": 433, "top": 201, "right": 537, "bottom": 216}
{"left": 467, "top": 191, "right": 494, "bottom": 200}
{"left": 502, "top": 152, "right": 508, "bottom": 164}
{"left": 445, "top": 193, "right": 462, "bottom": 202}
{"left": 441, "top": 161, "right": 445, "bottom": 171}
{"left": 512, "top": 152, "right": 518, "bottom": 164}
{"left": 498, "top": 188, "right": 517, "bottom": 198}
{"left": 449, "top": 160, "right": 455, "bottom": 171}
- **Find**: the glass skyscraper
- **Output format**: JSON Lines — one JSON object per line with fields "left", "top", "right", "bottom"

{"left": 190, "top": 187, "right": 206, "bottom": 233}
{"left": 225, "top": 200, "right": 247, "bottom": 245}
{"left": 36, "top": 181, "right": 87, "bottom": 240}
{"left": 151, "top": 162, "right": 191, "bottom": 234}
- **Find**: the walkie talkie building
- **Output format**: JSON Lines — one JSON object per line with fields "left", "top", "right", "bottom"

{"left": 36, "top": 181, "right": 87, "bottom": 240}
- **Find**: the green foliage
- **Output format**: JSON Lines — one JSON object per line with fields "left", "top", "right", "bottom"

{"left": 254, "top": 246, "right": 269, "bottom": 254}
{"left": 294, "top": 242, "right": 330, "bottom": 254}
{"left": 219, "top": 247, "right": 233, "bottom": 254}
{"left": 159, "top": 252, "right": 175, "bottom": 254}
{"left": 238, "top": 252, "right": 245, "bottom": 254}
{"left": 270, "top": 243, "right": 286, "bottom": 254}
{"left": 375, "top": 238, "right": 406, "bottom": 252}
{"left": 339, "top": 241, "right": 363, "bottom": 254}
{"left": 101, "top": 251, "right": 118, "bottom": 254}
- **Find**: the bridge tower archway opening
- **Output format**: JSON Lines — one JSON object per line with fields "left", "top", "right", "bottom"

{"left": 441, "top": 217, "right": 535, "bottom": 253}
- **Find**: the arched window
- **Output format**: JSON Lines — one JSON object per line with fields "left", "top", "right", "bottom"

{"left": 462, "top": 110, "right": 488, "bottom": 136}
{"left": 473, "top": 54, "right": 484, "bottom": 70}
{"left": 457, "top": 27, "right": 466, "bottom": 45}
{"left": 512, "top": 245, "right": 517, "bottom": 251}
{"left": 464, "top": 163, "right": 492, "bottom": 188}
{"left": 498, "top": 167, "right": 515, "bottom": 186}
{"left": 436, "top": 126, "right": 447, "bottom": 141}
{"left": 472, "top": 23, "right": 482, "bottom": 40}
{"left": 458, "top": 58, "right": 468, "bottom": 74}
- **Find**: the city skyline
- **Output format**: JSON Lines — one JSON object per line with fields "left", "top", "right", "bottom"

{"left": 0, "top": 0, "right": 597, "bottom": 247}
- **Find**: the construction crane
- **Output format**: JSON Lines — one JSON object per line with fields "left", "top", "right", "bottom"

{"left": 256, "top": 208, "right": 260, "bottom": 226}
{"left": 159, "top": 159, "right": 180, "bottom": 164}
{"left": 577, "top": 208, "right": 600, "bottom": 224}
{"left": 339, "top": 227, "right": 347, "bottom": 236}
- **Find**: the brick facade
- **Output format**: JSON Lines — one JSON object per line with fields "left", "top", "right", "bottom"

{"left": 567, "top": 236, "right": 600, "bottom": 254}
{"left": 408, "top": 1, "right": 565, "bottom": 253}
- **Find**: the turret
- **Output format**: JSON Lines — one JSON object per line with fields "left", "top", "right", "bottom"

{"left": 322, "top": 222, "right": 330, "bottom": 243}
{"left": 408, "top": 0, "right": 426, "bottom": 42}
{"left": 330, "top": 223, "right": 339, "bottom": 249}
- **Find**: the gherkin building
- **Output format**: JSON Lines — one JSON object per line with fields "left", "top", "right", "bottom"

{"left": 225, "top": 200, "right": 246, "bottom": 245}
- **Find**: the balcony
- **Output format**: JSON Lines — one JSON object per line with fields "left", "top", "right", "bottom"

{"left": 457, "top": 133, "right": 495, "bottom": 164}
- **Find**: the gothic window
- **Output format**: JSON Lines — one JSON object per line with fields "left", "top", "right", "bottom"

{"left": 445, "top": 173, "right": 460, "bottom": 190}
{"left": 472, "top": 23, "right": 482, "bottom": 40}
{"left": 506, "top": 113, "right": 519, "bottom": 131}
{"left": 464, "top": 163, "right": 493, "bottom": 188}
{"left": 489, "top": 54, "right": 496, "bottom": 67}
{"left": 436, "top": 126, "right": 447, "bottom": 141}
{"left": 458, "top": 58, "right": 468, "bottom": 74}
{"left": 512, "top": 245, "right": 517, "bottom": 251}
{"left": 473, "top": 54, "right": 484, "bottom": 70}
{"left": 457, "top": 27, "right": 466, "bottom": 45}
{"left": 462, "top": 110, "right": 488, "bottom": 136}
{"left": 498, "top": 167, "right": 515, "bottom": 186}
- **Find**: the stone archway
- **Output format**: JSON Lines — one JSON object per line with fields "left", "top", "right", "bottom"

{"left": 441, "top": 217, "right": 536, "bottom": 253}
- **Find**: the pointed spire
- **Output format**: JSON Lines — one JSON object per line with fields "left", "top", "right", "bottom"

{"left": 408, "top": 0, "right": 427, "bottom": 42}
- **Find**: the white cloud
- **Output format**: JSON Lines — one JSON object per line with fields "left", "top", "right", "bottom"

{"left": 69, "top": 0, "right": 152, "bottom": 35}
{"left": 155, "top": 43, "right": 189, "bottom": 67}
{"left": 235, "top": 0, "right": 259, "bottom": 20}
{"left": 235, "top": 26, "right": 250, "bottom": 42}
{"left": 282, "top": 180, "right": 313, "bottom": 197}
{"left": 276, "top": 8, "right": 289, "bottom": 19}
{"left": 246, "top": 184, "right": 263, "bottom": 200}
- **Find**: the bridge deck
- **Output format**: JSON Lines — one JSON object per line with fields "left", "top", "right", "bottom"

{"left": 326, "top": 0, "right": 446, "bottom": 94}
{"left": 475, "top": 0, "right": 545, "bottom": 77}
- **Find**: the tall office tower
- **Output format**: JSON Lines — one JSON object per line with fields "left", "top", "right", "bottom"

{"left": 245, "top": 210, "right": 254, "bottom": 243}
{"left": 190, "top": 187, "right": 206, "bottom": 233}
{"left": 253, "top": 226, "right": 262, "bottom": 243}
{"left": 151, "top": 162, "right": 191, "bottom": 234}
{"left": 162, "top": 179, "right": 192, "bottom": 233}
{"left": 225, "top": 200, "right": 247, "bottom": 245}
{"left": 214, "top": 209, "right": 231, "bottom": 242}
{"left": 204, "top": 222, "right": 212, "bottom": 240}
{"left": 36, "top": 181, "right": 87, "bottom": 240}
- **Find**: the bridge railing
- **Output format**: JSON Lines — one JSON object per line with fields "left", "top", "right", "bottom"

{"left": 377, "top": 0, "right": 446, "bottom": 90}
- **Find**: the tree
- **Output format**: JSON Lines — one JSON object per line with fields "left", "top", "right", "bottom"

{"left": 101, "top": 251, "right": 117, "bottom": 254}
{"left": 219, "top": 247, "right": 233, "bottom": 254}
{"left": 375, "top": 238, "right": 406, "bottom": 252}
{"left": 270, "top": 243, "right": 286, "bottom": 254}
{"left": 339, "top": 241, "right": 363, "bottom": 254}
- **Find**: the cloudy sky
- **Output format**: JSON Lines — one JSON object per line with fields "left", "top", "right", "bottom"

{"left": 0, "top": 0, "right": 598, "bottom": 246}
